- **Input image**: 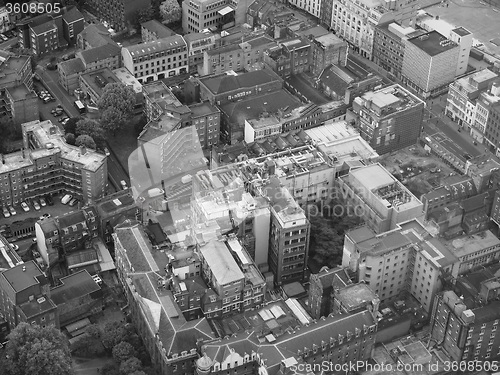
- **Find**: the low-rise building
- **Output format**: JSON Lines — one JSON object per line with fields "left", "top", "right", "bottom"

{"left": 5, "top": 84, "right": 38, "bottom": 125}
{"left": 58, "top": 57, "right": 86, "bottom": 94}
{"left": 188, "top": 101, "right": 221, "bottom": 149}
{"left": 77, "top": 23, "right": 117, "bottom": 50}
{"left": 311, "top": 33, "right": 347, "bottom": 76}
{"left": 122, "top": 35, "right": 188, "bottom": 84}
{"left": 183, "top": 32, "right": 217, "bottom": 72}
{"left": 79, "top": 67, "right": 119, "bottom": 105}
{"left": 141, "top": 20, "right": 175, "bottom": 43}
{"left": 263, "top": 38, "right": 312, "bottom": 79}
{"left": 0, "top": 261, "right": 58, "bottom": 330}
{"left": 76, "top": 43, "right": 122, "bottom": 73}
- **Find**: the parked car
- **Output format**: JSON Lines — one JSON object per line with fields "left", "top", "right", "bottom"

{"left": 32, "top": 200, "right": 41, "bottom": 211}
{"left": 61, "top": 194, "right": 72, "bottom": 204}
{"left": 39, "top": 197, "right": 47, "bottom": 207}
{"left": 104, "top": 147, "right": 110, "bottom": 156}
{"left": 68, "top": 198, "right": 78, "bottom": 207}
{"left": 9, "top": 243, "right": 19, "bottom": 251}
{"left": 61, "top": 118, "right": 69, "bottom": 126}
{"left": 8, "top": 206, "right": 16, "bottom": 215}
{"left": 92, "top": 275, "right": 103, "bottom": 285}
{"left": 21, "top": 202, "right": 30, "bottom": 212}
{"left": 39, "top": 213, "right": 51, "bottom": 220}
{"left": 46, "top": 63, "right": 57, "bottom": 70}
{"left": 0, "top": 34, "right": 7, "bottom": 41}
{"left": 120, "top": 180, "right": 127, "bottom": 189}
{"left": 45, "top": 195, "right": 54, "bottom": 206}
{"left": 2, "top": 206, "right": 10, "bottom": 218}
{"left": 32, "top": 238, "right": 37, "bottom": 243}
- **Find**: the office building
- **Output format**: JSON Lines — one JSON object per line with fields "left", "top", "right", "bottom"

{"left": 351, "top": 84, "right": 425, "bottom": 154}
{"left": 373, "top": 22, "right": 425, "bottom": 80}
{"left": 479, "top": 81, "right": 500, "bottom": 157}
{"left": 311, "top": 33, "right": 347, "bottom": 77}
{"left": 430, "top": 289, "right": 500, "bottom": 362}
{"left": 85, "top": 0, "right": 151, "bottom": 31}
{"left": 343, "top": 220, "right": 458, "bottom": 313}
{"left": 446, "top": 70, "right": 498, "bottom": 139}
{"left": 183, "top": 32, "right": 217, "bottom": 72}
{"left": 289, "top": 0, "right": 321, "bottom": 17}
{"left": 262, "top": 178, "right": 310, "bottom": 286}
{"left": 122, "top": 35, "right": 188, "bottom": 84}
{"left": 0, "top": 261, "right": 58, "bottom": 330}
{"left": 402, "top": 31, "right": 460, "bottom": 98}
{"left": 200, "top": 35, "right": 275, "bottom": 76}
{"left": 338, "top": 163, "right": 424, "bottom": 234}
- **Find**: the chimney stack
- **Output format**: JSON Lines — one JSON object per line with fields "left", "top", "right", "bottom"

{"left": 80, "top": 145, "right": 86, "bottom": 155}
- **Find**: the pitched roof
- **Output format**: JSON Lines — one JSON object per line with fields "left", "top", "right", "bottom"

{"left": 78, "top": 43, "right": 121, "bottom": 64}
{"left": 58, "top": 210, "right": 87, "bottom": 228}
{"left": 58, "top": 57, "right": 85, "bottom": 75}
{"left": 124, "top": 35, "right": 186, "bottom": 58}
{"left": 141, "top": 20, "right": 176, "bottom": 38}
{"left": 31, "top": 21, "right": 57, "bottom": 35}
{"left": 62, "top": 7, "right": 84, "bottom": 23}
{"left": 199, "top": 240, "right": 244, "bottom": 285}
{"left": 79, "top": 23, "right": 116, "bottom": 49}
{"left": 115, "top": 222, "right": 159, "bottom": 273}
{"left": 200, "top": 70, "right": 281, "bottom": 95}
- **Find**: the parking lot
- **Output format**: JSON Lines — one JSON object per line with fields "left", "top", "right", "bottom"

{"left": 0, "top": 194, "right": 82, "bottom": 228}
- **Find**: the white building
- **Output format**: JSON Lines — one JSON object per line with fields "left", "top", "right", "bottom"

{"left": 121, "top": 35, "right": 188, "bottom": 84}
{"left": 112, "top": 67, "right": 143, "bottom": 93}
{"left": 289, "top": 0, "right": 321, "bottom": 18}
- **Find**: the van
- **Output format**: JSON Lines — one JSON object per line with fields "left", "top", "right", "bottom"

{"left": 61, "top": 194, "right": 73, "bottom": 204}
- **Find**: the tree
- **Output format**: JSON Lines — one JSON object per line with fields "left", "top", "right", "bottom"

{"left": 76, "top": 118, "right": 105, "bottom": 145}
{"left": 4, "top": 322, "right": 72, "bottom": 375}
{"left": 160, "top": 0, "right": 181, "bottom": 24}
{"left": 65, "top": 133, "right": 76, "bottom": 145}
{"left": 63, "top": 117, "right": 81, "bottom": 135}
{"left": 101, "top": 107, "right": 127, "bottom": 135}
{"left": 129, "top": 371, "right": 148, "bottom": 375}
{"left": 98, "top": 83, "right": 136, "bottom": 116}
{"left": 112, "top": 341, "right": 136, "bottom": 363}
{"left": 86, "top": 323, "right": 102, "bottom": 339}
{"left": 75, "top": 134, "right": 96, "bottom": 149}
{"left": 72, "top": 334, "right": 105, "bottom": 357}
{"left": 101, "top": 362, "right": 120, "bottom": 375}
{"left": 119, "top": 357, "right": 142, "bottom": 375}
{"left": 102, "top": 321, "right": 128, "bottom": 350}
{"left": 135, "top": 6, "right": 156, "bottom": 28}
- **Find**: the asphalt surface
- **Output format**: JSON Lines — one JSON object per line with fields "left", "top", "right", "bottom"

{"left": 36, "top": 65, "right": 131, "bottom": 191}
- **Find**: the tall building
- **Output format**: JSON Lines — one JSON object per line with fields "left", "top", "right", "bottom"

{"left": 85, "top": 0, "right": 151, "bottom": 31}
{"left": 289, "top": 0, "right": 321, "bottom": 17}
{"left": 479, "top": 81, "right": 500, "bottom": 157}
{"left": 351, "top": 84, "right": 425, "bottom": 154}
{"left": 338, "top": 163, "right": 424, "bottom": 234}
{"left": 343, "top": 219, "right": 458, "bottom": 313}
{"left": 5, "top": 84, "right": 38, "bottom": 125}
{"left": 402, "top": 31, "right": 460, "bottom": 98}
{"left": 122, "top": 35, "right": 188, "bottom": 84}
{"left": 311, "top": 33, "right": 347, "bottom": 77}
{"left": 263, "top": 178, "right": 310, "bottom": 286}
{"left": 308, "top": 266, "right": 351, "bottom": 319}
{"left": 263, "top": 38, "right": 312, "bottom": 79}
{"left": 446, "top": 69, "right": 498, "bottom": 141}
{"left": 0, "top": 261, "right": 58, "bottom": 330}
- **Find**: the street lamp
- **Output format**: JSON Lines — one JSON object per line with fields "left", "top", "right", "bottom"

{"left": 138, "top": 197, "right": 146, "bottom": 224}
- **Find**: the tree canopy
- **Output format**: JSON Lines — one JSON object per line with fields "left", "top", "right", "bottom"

{"left": 65, "top": 133, "right": 76, "bottom": 145}
{"left": 119, "top": 357, "right": 142, "bottom": 375}
{"left": 75, "top": 118, "right": 105, "bottom": 147}
{"left": 63, "top": 117, "right": 81, "bottom": 135}
{"left": 98, "top": 83, "right": 136, "bottom": 134}
{"left": 75, "top": 134, "right": 96, "bottom": 149}
{"left": 4, "top": 323, "right": 72, "bottom": 375}
{"left": 101, "top": 321, "right": 128, "bottom": 350}
{"left": 112, "top": 341, "right": 136, "bottom": 363}
{"left": 160, "top": 0, "right": 181, "bottom": 24}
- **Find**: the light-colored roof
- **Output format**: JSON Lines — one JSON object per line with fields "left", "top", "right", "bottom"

{"left": 349, "top": 163, "right": 395, "bottom": 191}
{"left": 199, "top": 240, "right": 244, "bottom": 285}
{"left": 125, "top": 35, "right": 186, "bottom": 58}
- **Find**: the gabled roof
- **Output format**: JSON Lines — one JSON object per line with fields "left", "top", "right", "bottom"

{"left": 78, "top": 43, "right": 121, "bottom": 64}
{"left": 58, "top": 57, "right": 85, "bottom": 75}
{"left": 79, "top": 23, "right": 116, "bottom": 49}
{"left": 58, "top": 210, "right": 87, "bottom": 228}
{"left": 31, "top": 21, "right": 57, "bottom": 35}
{"left": 200, "top": 70, "right": 281, "bottom": 95}
{"left": 62, "top": 7, "right": 84, "bottom": 24}
{"left": 124, "top": 35, "right": 186, "bottom": 58}
{"left": 141, "top": 20, "right": 176, "bottom": 39}
{"left": 199, "top": 240, "right": 244, "bottom": 285}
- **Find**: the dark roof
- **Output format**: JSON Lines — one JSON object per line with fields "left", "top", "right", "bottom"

{"left": 142, "top": 20, "right": 176, "bottom": 38}
{"left": 115, "top": 222, "right": 155, "bottom": 272}
{"left": 78, "top": 43, "right": 121, "bottom": 64}
{"left": 96, "top": 191, "right": 136, "bottom": 215}
{"left": 319, "top": 64, "right": 353, "bottom": 95}
{"left": 473, "top": 301, "right": 500, "bottom": 324}
{"left": 452, "top": 27, "right": 471, "bottom": 37}
{"left": 18, "top": 295, "right": 56, "bottom": 318}
{"left": 461, "top": 192, "right": 490, "bottom": 213}
{"left": 1, "top": 261, "right": 45, "bottom": 293}
{"left": 147, "top": 222, "right": 167, "bottom": 244}
{"left": 62, "top": 7, "right": 84, "bottom": 24}
{"left": 50, "top": 270, "right": 101, "bottom": 305}
{"left": 31, "top": 21, "right": 57, "bottom": 35}
{"left": 79, "top": 23, "right": 116, "bottom": 49}
{"left": 58, "top": 57, "right": 85, "bottom": 75}
{"left": 200, "top": 70, "right": 281, "bottom": 95}
{"left": 220, "top": 89, "right": 300, "bottom": 125}
{"left": 407, "top": 30, "right": 458, "bottom": 57}
{"left": 66, "top": 248, "right": 99, "bottom": 268}
{"left": 58, "top": 210, "right": 87, "bottom": 228}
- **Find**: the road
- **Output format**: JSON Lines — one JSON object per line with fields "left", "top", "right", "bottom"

{"left": 36, "top": 65, "right": 130, "bottom": 191}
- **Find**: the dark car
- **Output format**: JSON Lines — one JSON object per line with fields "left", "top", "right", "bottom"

{"left": 45, "top": 195, "right": 54, "bottom": 206}
{"left": 46, "top": 63, "right": 57, "bottom": 70}
{"left": 464, "top": 153, "right": 472, "bottom": 160}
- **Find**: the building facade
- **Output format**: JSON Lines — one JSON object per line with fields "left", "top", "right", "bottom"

{"left": 85, "top": 0, "right": 151, "bottom": 31}
{"left": 311, "top": 33, "right": 347, "bottom": 76}
{"left": 122, "top": 35, "right": 189, "bottom": 84}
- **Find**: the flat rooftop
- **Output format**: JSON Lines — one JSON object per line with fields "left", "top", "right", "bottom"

{"left": 80, "top": 67, "right": 118, "bottom": 96}
{"left": 444, "top": 230, "right": 500, "bottom": 258}
{"left": 112, "top": 67, "right": 143, "bottom": 93}
{"left": 349, "top": 163, "right": 396, "bottom": 191}
{"left": 420, "top": 237, "right": 458, "bottom": 268}
{"left": 336, "top": 283, "right": 377, "bottom": 310}
{"left": 199, "top": 240, "right": 244, "bottom": 285}
{"left": 407, "top": 30, "right": 458, "bottom": 57}
{"left": 1, "top": 261, "right": 45, "bottom": 293}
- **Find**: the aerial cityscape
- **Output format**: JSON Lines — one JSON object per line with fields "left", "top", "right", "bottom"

{"left": 0, "top": 0, "right": 500, "bottom": 374}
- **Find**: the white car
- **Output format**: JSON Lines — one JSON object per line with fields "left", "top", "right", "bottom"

{"left": 39, "top": 197, "right": 47, "bottom": 207}
{"left": 9, "top": 243, "right": 19, "bottom": 251}
{"left": 61, "top": 194, "right": 73, "bottom": 204}
{"left": 39, "top": 213, "right": 51, "bottom": 220}
{"left": 21, "top": 202, "right": 30, "bottom": 212}
{"left": 32, "top": 200, "right": 41, "bottom": 211}
{"left": 92, "top": 275, "right": 103, "bottom": 285}
{"left": 120, "top": 180, "right": 127, "bottom": 189}
{"left": 8, "top": 206, "right": 16, "bottom": 216}
{"left": 2, "top": 206, "right": 10, "bottom": 218}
